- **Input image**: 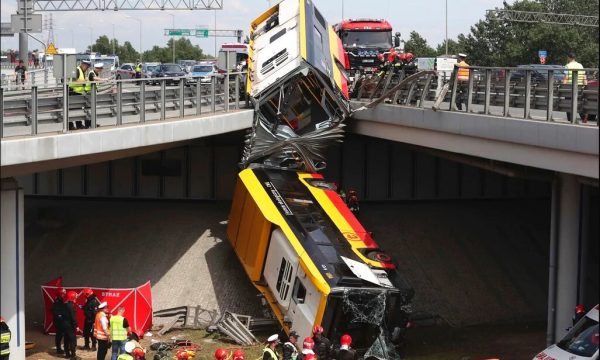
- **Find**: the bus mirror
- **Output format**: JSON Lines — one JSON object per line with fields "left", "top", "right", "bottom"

{"left": 394, "top": 34, "right": 401, "bottom": 48}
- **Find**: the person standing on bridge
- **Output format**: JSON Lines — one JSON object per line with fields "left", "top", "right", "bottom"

{"left": 455, "top": 53, "right": 470, "bottom": 111}
{"left": 68, "top": 60, "right": 92, "bottom": 130}
{"left": 134, "top": 61, "right": 143, "bottom": 80}
{"left": 14, "top": 60, "right": 27, "bottom": 90}
{"left": 563, "top": 52, "right": 587, "bottom": 122}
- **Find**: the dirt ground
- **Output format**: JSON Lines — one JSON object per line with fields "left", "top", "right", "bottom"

{"left": 25, "top": 322, "right": 546, "bottom": 360}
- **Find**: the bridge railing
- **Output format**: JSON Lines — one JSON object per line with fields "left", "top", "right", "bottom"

{"left": 0, "top": 71, "right": 248, "bottom": 138}
{"left": 1, "top": 67, "right": 54, "bottom": 91}
{"left": 354, "top": 66, "right": 599, "bottom": 125}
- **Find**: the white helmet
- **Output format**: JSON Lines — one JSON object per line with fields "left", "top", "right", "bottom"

{"left": 124, "top": 341, "right": 136, "bottom": 353}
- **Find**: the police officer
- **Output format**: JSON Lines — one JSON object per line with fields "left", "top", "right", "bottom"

{"left": 134, "top": 61, "right": 143, "bottom": 79}
{"left": 282, "top": 331, "right": 299, "bottom": 360}
{"left": 334, "top": 335, "right": 356, "bottom": 360}
{"left": 64, "top": 291, "right": 80, "bottom": 360}
{"left": 311, "top": 325, "right": 332, "bottom": 360}
{"left": 53, "top": 287, "right": 67, "bottom": 355}
{"left": 0, "top": 317, "right": 10, "bottom": 360}
{"left": 82, "top": 288, "right": 100, "bottom": 351}
{"left": 263, "top": 334, "right": 279, "bottom": 360}
{"left": 68, "top": 59, "right": 92, "bottom": 130}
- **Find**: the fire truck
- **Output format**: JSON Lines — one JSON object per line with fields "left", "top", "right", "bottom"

{"left": 334, "top": 19, "right": 400, "bottom": 77}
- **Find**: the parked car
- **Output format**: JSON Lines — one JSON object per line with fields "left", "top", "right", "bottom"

{"left": 512, "top": 64, "right": 566, "bottom": 83}
{"left": 533, "top": 304, "right": 598, "bottom": 360}
{"left": 149, "top": 64, "right": 187, "bottom": 85}
{"left": 115, "top": 63, "right": 136, "bottom": 79}
{"left": 188, "top": 63, "right": 217, "bottom": 84}
{"left": 142, "top": 63, "right": 160, "bottom": 78}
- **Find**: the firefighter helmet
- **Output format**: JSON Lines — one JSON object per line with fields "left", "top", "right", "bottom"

{"left": 303, "top": 337, "right": 315, "bottom": 350}
{"left": 233, "top": 349, "right": 245, "bottom": 360}
{"left": 340, "top": 334, "right": 352, "bottom": 346}
{"left": 214, "top": 348, "right": 228, "bottom": 360}
{"left": 83, "top": 288, "right": 93, "bottom": 297}
{"left": 66, "top": 291, "right": 77, "bottom": 302}
{"left": 312, "top": 325, "right": 324, "bottom": 335}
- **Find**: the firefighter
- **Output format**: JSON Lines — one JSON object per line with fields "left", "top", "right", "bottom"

{"left": 311, "top": 325, "right": 332, "bottom": 360}
{"left": 64, "top": 290, "right": 80, "bottom": 360}
{"left": 214, "top": 348, "right": 228, "bottom": 360}
{"left": 334, "top": 335, "right": 356, "bottom": 360}
{"left": 232, "top": 349, "right": 245, "bottom": 360}
{"left": 94, "top": 302, "right": 110, "bottom": 360}
{"left": 263, "top": 334, "right": 279, "bottom": 360}
{"left": 573, "top": 304, "right": 586, "bottom": 325}
{"left": 53, "top": 287, "right": 67, "bottom": 355}
{"left": 83, "top": 288, "right": 100, "bottom": 351}
{"left": 282, "top": 331, "right": 299, "bottom": 360}
{"left": 0, "top": 317, "right": 10, "bottom": 360}
{"left": 117, "top": 341, "right": 137, "bottom": 360}
{"left": 297, "top": 337, "right": 315, "bottom": 360}
{"left": 347, "top": 190, "right": 360, "bottom": 215}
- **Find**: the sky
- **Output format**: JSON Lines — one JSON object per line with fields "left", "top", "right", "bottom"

{"left": 1, "top": 0, "right": 512, "bottom": 56}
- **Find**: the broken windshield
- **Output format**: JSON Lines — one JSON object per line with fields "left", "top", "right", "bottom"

{"left": 342, "top": 31, "right": 392, "bottom": 49}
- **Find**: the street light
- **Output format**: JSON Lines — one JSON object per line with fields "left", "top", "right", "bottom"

{"left": 169, "top": 14, "right": 175, "bottom": 63}
{"left": 445, "top": 0, "right": 448, "bottom": 55}
{"left": 125, "top": 15, "right": 143, "bottom": 62}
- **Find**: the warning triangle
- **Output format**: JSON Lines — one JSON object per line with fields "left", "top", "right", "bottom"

{"left": 47, "top": 43, "right": 58, "bottom": 55}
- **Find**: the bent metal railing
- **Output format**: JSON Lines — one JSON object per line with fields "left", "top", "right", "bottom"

{"left": 353, "top": 65, "right": 599, "bottom": 125}
{"left": 0, "top": 71, "right": 248, "bottom": 138}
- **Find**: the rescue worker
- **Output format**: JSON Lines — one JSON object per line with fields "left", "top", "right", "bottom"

{"left": 134, "top": 61, "right": 143, "bottom": 79}
{"left": 214, "top": 348, "right": 228, "bottom": 360}
{"left": 263, "top": 334, "right": 279, "bottom": 360}
{"left": 83, "top": 288, "right": 101, "bottom": 351}
{"left": 573, "top": 304, "right": 586, "bottom": 325}
{"left": 64, "top": 290, "right": 80, "bottom": 360}
{"left": 282, "top": 331, "right": 299, "bottom": 360}
{"left": 94, "top": 302, "right": 110, "bottom": 360}
{"left": 297, "top": 337, "right": 315, "bottom": 360}
{"left": 232, "top": 349, "right": 245, "bottom": 360}
{"left": 0, "top": 317, "right": 10, "bottom": 360}
{"left": 563, "top": 52, "right": 587, "bottom": 122}
{"left": 303, "top": 355, "right": 315, "bottom": 360}
{"left": 68, "top": 59, "right": 92, "bottom": 130}
{"left": 312, "top": 325, "right": 332, "bottom": 360}
{"left": 53, "top": 287, "right": 67, "bottom": 355}
{"left": 347, "top": 190, "right": 359, "bottom": 215}
{"left": 110, "top": 307, "right": 131, "bottom": 360}
{"left": 455, "top": 53, "right": 470, "bottom": 111}
{"left": 334, "top": 335, "right": 356, "bottom": 360}
{"left": 116, "top": 341, "right": 136, "bottom": 360}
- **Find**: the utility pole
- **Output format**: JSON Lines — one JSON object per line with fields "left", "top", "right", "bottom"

{"left": 445, "top": 0, "right": 448, "bottom": 55}
{"left": 169, "top": 13, "right": 175, "bottom": 63}
{"left": 112, "top": 23, "right": 115, "bottom": 55}
{"left": 214, "top": 9, "right": 217, "bottom": 58}
{"left": 18, "top": 0, "right": 30, "bottom": 62}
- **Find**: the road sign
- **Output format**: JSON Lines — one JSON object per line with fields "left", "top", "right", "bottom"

{"left": 168, "top": 29, "right": 190, "bottom": 36}
{"left": 538, "top": 50, "right": 547, "bottom": 57}
{"left": 195, "top": 29, "right": 209, "bottom": 38}
{"left": 46, "top": 43, "right": 58, "bottom": 55}
{"left": 11, "top": 13, "right": 42, "bottom": 33}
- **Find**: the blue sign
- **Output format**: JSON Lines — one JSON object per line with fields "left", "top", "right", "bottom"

{"left": 538, "top": 50, "right": 547, "bottom": 57}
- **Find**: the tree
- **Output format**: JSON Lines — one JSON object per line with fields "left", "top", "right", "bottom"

{"left": 435, "top": 37, "right": 467, "bottom": 57}
{"left": 404, "top": 31, "right": 436, "bottom": 57}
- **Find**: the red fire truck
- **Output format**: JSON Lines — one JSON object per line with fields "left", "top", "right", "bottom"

{"left": 334, "top": 19, "right": 400, "bottom": 77}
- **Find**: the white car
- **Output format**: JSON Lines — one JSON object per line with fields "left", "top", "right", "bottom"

{"left": 533, "top": 305, "right": 599, "bottom": 360}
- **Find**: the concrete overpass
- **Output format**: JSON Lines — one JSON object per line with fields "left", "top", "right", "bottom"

{"left": 1, "top": 69, "right": 598, "bottom": 356}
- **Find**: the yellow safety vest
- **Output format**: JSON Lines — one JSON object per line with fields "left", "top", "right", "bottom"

{"left": 117, "top": 354, "right": 133, "bottom": 360}
{"left": 85, "top": 70, "right": 97, "bottom": 92}
{"left": 564, "top": 61, "right": 586, "bottom": 85}
{"left": 457, "top": 61, "right": 470, "bottom": 81}
{"left": 135, "top": 64, "right": 142, "bottom": 73}
{"left": 109, "top": 315, "right": 127, "bottom": 341}
{"left": 0, "top": 323, "right": 10, "bottom": 356}
{"left": 69, "top": 66, "right": 87, "bottom": 94}
{"left": 263, "top": 347, "right": 278, "bottom": 360}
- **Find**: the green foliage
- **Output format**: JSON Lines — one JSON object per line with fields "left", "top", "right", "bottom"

{"left": 89, "top": 35, "right": 139, "bottom": 63}
{"left": 404, "top": 31, "right": 436, "bottom": 57}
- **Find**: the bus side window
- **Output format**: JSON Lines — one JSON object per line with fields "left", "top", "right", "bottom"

{"left": 292, "top": 277, "right": 306, "bottom": 304}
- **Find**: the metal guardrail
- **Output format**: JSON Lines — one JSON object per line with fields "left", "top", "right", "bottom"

{"left": 354, "top": 66, "right": 599, "bottom": 125}
{"left": 0, "top": 71, "right": 248, "bottom": 138}
{"left": 1, "top": 66, "right": 54, "bottom": 91}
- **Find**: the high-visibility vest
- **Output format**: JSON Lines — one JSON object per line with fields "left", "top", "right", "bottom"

{"left": 564, "top": 61, "right": 586, "bottom": 85}
{"left": 0, "top": 322, "right": 10, "bottom": 357}
{"left": 135, "top": 64, "right": 142, "bottom": 73}
{"left": 117, "top": 354, "right": 133, "bottom": 360}
{"left": 263, "top": 347, "right": 278, "bottom": 360}
{"left": 94, "top": 311, "right": 109, "bottom": 340}
{"left": 457, "top": 61, "right": 470, "bottom": 81}
{"left": 109, "top": 315, "right": 127, "bottom": 341}
{"left": 69, "top": 66, "right": 87, "bottom": 94}
{"left": 85, "top": 70, "right": 97, "bottom": 92}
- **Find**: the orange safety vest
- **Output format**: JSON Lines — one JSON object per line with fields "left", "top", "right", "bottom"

{"left": 94, "top": 311, "right": 109, "bottom": 340}
{"left": 457, "top": 60, "right": 470, "bottom": 81}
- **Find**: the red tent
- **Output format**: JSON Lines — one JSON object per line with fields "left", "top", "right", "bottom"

{"left": 42, "top": 278, "right": 152, "bottom": 337}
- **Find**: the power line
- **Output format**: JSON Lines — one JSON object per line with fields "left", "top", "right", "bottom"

{"left": 33, "top": 0, "right": 223, "bottom": 11}
{"left": 486, "top": 9, "right": 598, "bottom": 27}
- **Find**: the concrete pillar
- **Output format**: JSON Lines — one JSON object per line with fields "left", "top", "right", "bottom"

{"left": 554, "top": 173, "right": 581, "bottom": 340}
{"left": 0, "top": 178, "right": 25, "bottom": 360}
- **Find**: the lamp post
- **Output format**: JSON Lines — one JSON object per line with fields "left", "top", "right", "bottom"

{"left": 169, "top": 14, "right": 175, "bottom": 63}
{"left": 126, "top": 16, "right": 143, "bottom": 62}
{"left": 112, "top": 23, "right": 116, "bottom": 55}
{"left": 445, "top": 0, "right": 448, "bottom": 55}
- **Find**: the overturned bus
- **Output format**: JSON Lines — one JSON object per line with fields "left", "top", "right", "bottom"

{"left": 228, "top": 0, "right": 414, "bottom": 358}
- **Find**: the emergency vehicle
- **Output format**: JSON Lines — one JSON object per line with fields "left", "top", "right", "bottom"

{"left": 533, "top": 305, "right": 599, "bottom": 360}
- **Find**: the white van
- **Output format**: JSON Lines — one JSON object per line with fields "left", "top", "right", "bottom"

{"left": 533, "top": 305, "right": 599, "bottom": 360}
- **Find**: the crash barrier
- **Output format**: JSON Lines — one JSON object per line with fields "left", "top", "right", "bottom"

{"left": 1, "top": 67, "right": 54, "bottom": 91}
{"left": 0, "top": 71, "right": 247, "bottom": 138}
{"left": 354, "top": 66, "right": 599, "bottom": 124}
